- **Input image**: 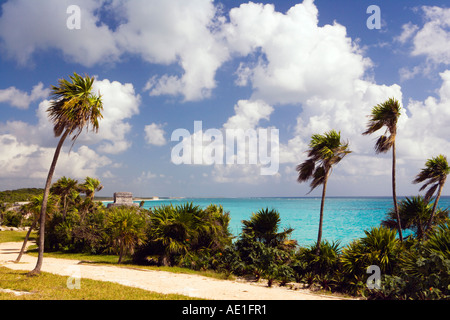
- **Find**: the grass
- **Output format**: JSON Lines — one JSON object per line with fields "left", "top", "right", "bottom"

{"left": 0, "top": 230, "right": 36, "bottom": 244}
{"left": 0, "top": 267, "right": 199, "bottom": 300}
{"left": 0, "top": 231, "right": 210, "bottom": 299}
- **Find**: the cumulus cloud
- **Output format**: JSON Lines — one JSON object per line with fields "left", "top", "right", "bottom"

{"left": 410, "top": 6, "right": 450, "bottom": 65}
{"left": 0, "top": 134, "right": 112, "bottom": 180}
{"left": 89, "top": 78, "right": 141, "bottom": 154}
{"left": 223, "top": 100, "right": 273, "bottom": 130}
{"left": 0, "top": 78, "right": 141, "bottom": 154}
{"left": 120, "top": 0, "right": 229, "bottom": 101}
{"left": 398, "top": 70, "right": 450, "bottom": 160}
{"left": 0, "top": 83, "right": 49, "bottom": 109}
{"left": 223, "top": 0, "right": 371, "bottom": 105}
{"left": 0, "top": 0, "right": 120, "bottom": 66}
{"left": 0, "top": 0, "right": 229, "bottom": 102}
{"left": 144, "top": 123, "right": 167, "bottom": 146}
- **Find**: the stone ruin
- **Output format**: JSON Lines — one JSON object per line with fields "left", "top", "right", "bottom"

{"left": 107, "top": 192, "right": 139, "bottom": 208}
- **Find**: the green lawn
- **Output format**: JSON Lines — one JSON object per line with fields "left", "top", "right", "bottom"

{"left": 0, "top": 267, "right": 199, "bottom": 300}
{"left": 0, "top": 231, "right": 202, "bottom": 300}
{"left": 0, "top": 230, "right": 35, "bottom": 243}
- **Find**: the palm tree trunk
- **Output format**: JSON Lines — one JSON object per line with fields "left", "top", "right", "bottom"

{"left": 392, "top": 142, "right": 403, "bottom": 242}
{"left": 15, "top": 217, "right": 38, "bottom": 263}
{"left": 28, "top": 129, "right": 70, "bottom": 276}
{"left": 426, "top": 181, "right": 445, "bottom": 232}
{"left": 316, "top": 171, "right": 329, "bottom": 255}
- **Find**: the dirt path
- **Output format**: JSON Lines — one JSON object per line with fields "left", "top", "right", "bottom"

{"left": 0, "top": 241, "right": 347, "bottom": 300}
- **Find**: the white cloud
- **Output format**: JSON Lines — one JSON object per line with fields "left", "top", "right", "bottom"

{"left": 223, "top": 100, "right": 273, "bottom": 130}
{"left": 0, "top": 0, "right": 120, "bottom": 66}
{"left": 409, "top": 6, "right": 450, "bottom": 65}
{"left": 396, "top": 22, "right": 419, "bottom": 44}
{"left": 0, "top": 83, "right": 49, "bottom": 109}
{"left": 398, "top": 70, "right": 450, "bottom": 160}
{"left": 0, "top": 78, "right": 140, "bottom": 154}
{"left": 84, "top": 78, "right": 141, "bottom": 154}
{"left": 117, "top": 0, "right": 229, "bottom": 101}
{"left": 0, "top": 134, "right": 112, "bottom": 180}
{"left": 223, "top": 0, "right": 371, "bottom": 105}
{"left": 144, "top": 123, "right": 167, "bottom": 146}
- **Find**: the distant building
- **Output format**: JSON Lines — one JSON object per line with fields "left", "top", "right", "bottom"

{"left": 107, "top": 192, "right": 139, "bottom": 208}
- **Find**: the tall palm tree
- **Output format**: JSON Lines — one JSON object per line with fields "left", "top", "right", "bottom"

{"left": 297, "top": 130, "right": 351, "bottom": 254}
{"left": 413, "top": 155, "right": 450, "bottom": 232}
{"left": 29, "top": 73, "right": 103, "bottom": 275}
{"left": 50, "top": 176, "right": 79, "bottom": 220}
{"left": 363, "top": 98, "right": 403, "bottom": 241}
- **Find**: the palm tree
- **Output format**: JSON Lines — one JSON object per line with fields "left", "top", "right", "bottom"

{"left": 297, "top": 130, "right": 351, "bottom": 254}
{"left": 242, "top": 208, "right": 294, "bottom": 248}
{"left": 15, "top": 194, "right": 59, "bottom": 263}
{"left": 381, "top": 196, "right": 449, "bottom": 239}
{"left": 79, "top": 176, "right": 103, "bottom": 200}
{"left": 106, "top": 207, "right": 147, "bottom": 264}
{"left": 50, "top": 176, "right": 79, "bottom": 220}
{"left": 78, "top": 176, "right": 103, "bottom": 220}
{"left": 29, "top": 73, "right": 103, "bottom": 276}
{"left": 363, "top": 98, "right": 403, "bottom": 241}
{"left": 413, "top": 155, "right": 450, "bottom": 232}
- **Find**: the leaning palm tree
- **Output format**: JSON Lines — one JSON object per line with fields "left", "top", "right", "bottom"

{"left": 297, "top": 130, "right": 351, "bottom": 254}
{"left": 363, "top": 98, "right": 403, "bottom": 242}
{"left": 413, "top": 155, "right": 450, "bottom": 232}
{"left": 28, "top": 73, "right": 103, "bottom": 276}
{"left": 15, "top": 194, "right": 59, "bottom": 263}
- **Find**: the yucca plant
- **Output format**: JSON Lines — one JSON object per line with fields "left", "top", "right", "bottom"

{"left": 382, "top": 196, "right": 449, "bottom": 239}
{"left": 242, "top": 208, "right": 294, "bottom": 248}
{"left": 426, "top": 223, "right": 450, "bottom": 260}
{"left": 341, "top": 226, "right": 401, "bottom": 276}
{"left": 106, "top": 207, "right": 147, "bottom": 263}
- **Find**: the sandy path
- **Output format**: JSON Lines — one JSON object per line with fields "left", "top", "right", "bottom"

{"left": 0, "top": 241, "right": 345, "bottom": 300}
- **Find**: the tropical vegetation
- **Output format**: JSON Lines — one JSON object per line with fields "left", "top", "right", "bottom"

{"left": 1, "top": 81, "right": 450, "bottom": 300}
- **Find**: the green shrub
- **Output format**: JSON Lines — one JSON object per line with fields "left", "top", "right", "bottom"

{"left": 3, "top": 210, "right": 22, "bottom": 227}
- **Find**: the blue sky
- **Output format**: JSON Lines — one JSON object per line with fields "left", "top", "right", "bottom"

{"left": 1, "top": 0, "right": 450, "bottom": 198}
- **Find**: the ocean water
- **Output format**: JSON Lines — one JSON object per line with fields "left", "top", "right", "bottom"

{"left": 138, "top": 197, "right": 450, "bottom": 247}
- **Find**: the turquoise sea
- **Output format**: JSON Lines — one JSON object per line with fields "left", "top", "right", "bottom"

{"left": 136, "top": 197, "right": 450, "bottom": 247}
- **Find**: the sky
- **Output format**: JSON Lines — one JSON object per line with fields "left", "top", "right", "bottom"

{"left": 0, "top": 0, "right": 450, "bottom": 198}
